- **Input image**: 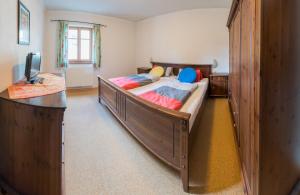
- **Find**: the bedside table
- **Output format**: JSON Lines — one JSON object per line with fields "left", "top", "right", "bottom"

{"left": 137, "top": 67, "right": 152, "bottom": 74}
{"left": 209, "top": 73, "right": 229, "bottom": 97}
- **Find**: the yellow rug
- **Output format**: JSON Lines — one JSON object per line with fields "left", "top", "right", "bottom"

{"left": 189, "top": 98, "right": 241, "bottom": 194}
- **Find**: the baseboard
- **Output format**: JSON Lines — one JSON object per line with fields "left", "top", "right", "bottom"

{"left": 67, "top": 86, "right": 96, "bottom": 90}
{"left": 227, "top": 98, "right": 249, "bottom": 195}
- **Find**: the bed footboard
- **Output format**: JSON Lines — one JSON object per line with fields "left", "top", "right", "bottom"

{"left": 98, "top": 76, "right": 191, "bottom": 191}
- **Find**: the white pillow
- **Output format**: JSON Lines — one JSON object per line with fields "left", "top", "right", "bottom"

{"left": 165, "top": 67, "right": 173, "bottom": 77}
{"left": 177, "top": 68, "right": 183, "bottom": 78}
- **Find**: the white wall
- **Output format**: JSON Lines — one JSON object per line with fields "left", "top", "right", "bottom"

{"left": 135, "top": 9, "right": 230, "bottom": 73}
{"left": 44, "top": 10, "right": 137, "bottom": 87}
{"left": 0, "top": 0, "right": 45, "bottom": 92}
{"left": 0, "top": 6, "right": 230, "bottom": 92}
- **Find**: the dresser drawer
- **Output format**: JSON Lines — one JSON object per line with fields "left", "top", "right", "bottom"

{"left": 210, "top": 76, "right": 226, "bottom": 82}
{"left": 211, "top": 82, "right": 227, "bottom": 94}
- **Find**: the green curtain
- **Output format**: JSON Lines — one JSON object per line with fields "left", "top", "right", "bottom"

{"left": 93, "top": 25, "right": 101, "bottom": 68}
{"left": 57, "top": 21, "right": 69, "bottom": 68}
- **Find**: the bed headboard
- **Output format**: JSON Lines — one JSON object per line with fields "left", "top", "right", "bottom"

{"left": 151, "top": 62, "right": 212, "bottom": 78}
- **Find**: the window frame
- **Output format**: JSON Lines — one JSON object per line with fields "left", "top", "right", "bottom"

{"left": 68, "top": 26, "right": 93, "bottom": 64}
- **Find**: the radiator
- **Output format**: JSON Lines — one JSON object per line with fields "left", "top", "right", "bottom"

{"left": 66, "top": 64, "right": 94, "bottom": 88}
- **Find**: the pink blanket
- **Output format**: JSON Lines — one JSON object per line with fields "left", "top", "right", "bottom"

{"left": 109, "top": 74, "right": 155, "bottom": 90}
{"left": 139, "top": 86, "right": 192, "bottom": 110}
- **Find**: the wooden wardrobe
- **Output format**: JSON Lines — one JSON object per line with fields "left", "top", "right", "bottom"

{"left": 227, "top": 0, "right": 300, "bottom": 195}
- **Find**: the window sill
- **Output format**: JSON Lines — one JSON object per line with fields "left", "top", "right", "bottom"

{"left": 69, "top": 61, "right": 93, "bottom": 65}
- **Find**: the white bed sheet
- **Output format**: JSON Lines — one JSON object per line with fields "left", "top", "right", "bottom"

{"left": 129, "top": 77, "right": 209, "bottom": 130}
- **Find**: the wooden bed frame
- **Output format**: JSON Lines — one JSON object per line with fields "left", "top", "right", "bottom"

{"left": 98, "top": 62, "right": 212, "bottom": 192}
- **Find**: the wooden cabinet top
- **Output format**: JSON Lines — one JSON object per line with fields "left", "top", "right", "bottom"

{"left": 209, "top": 73, "right": 229, "bottom": 77}
{"left": 227, "top": 0, "right": 240, "bottom": 27}
{"left": 0, "top": 74, "right": 67, "bottom": 109}
{"left": 0, "top": 90, "right": 67, "bottom": 109}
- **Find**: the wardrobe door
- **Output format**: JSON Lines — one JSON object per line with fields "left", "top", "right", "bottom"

{"left": 239, "top": 0, "right": 255, "bottom": 193}
{"left": 231, "top": 7, "right": 241, "bottom": 144}
{"left": 229, "top": 23, "right": 233, "bottom": 98}
{"left": 260, "top": 0, "right": 300, "bottom": 194}
{"left": 229, "top": 21, "right": 234, "bottom": 116}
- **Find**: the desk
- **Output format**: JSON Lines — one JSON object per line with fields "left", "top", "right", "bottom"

{"left": 0, "top": 75, "right": 66, "bottom": 195}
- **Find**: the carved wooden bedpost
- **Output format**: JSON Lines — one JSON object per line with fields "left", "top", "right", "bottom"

{"left": 180, "top": 119, "right": 189, "bottom": 192}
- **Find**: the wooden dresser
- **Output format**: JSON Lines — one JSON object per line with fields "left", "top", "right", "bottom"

{"left": 209, "top": 73, "right": 228, "bottom": 97}
{"left": 228, "top": 0, "right": 300, "bottom": 194}
{"left": 0, "top": 83, "right": 66, "bottom": 194}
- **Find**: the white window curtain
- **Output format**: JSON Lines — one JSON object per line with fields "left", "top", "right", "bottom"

{"left": 92, "top": 24, "right": 101, "bottom": 68}
{"left": 56, "top": 21, "right": 69, "bottom": 68}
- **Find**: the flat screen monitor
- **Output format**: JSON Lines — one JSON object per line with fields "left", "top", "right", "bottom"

{"left": 25, "top": 53, "right": 41, "bottom": 82}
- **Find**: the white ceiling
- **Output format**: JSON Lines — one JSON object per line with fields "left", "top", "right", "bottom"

{"left": 44, "top": 0, "right": 232, "bottom": 21}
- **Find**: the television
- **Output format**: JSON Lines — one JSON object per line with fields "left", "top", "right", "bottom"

{"left": 24, "top": 53, "right": 41, "bottom": 83}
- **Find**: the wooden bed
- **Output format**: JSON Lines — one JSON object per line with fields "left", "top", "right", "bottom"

{"left": 98, "top": 62, "right": 212, "bottom": 192}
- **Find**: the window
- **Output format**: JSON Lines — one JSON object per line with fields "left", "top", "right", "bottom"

{"left": 68, "top": 27, "right": 92, "bottom": 64}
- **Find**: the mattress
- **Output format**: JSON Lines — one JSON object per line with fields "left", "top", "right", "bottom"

{"left": 129, "top": 77, "right": 209, "bottom": 129}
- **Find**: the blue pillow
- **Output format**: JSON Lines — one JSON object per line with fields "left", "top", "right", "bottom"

{"left": 178, "top": 67, "right": 197, "bottom": 83}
